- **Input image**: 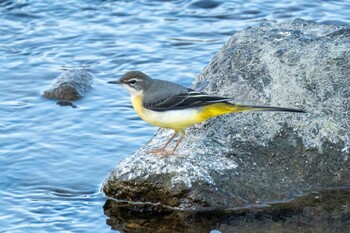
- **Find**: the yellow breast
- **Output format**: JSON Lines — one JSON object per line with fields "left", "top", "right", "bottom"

{"left": 131, "top": 96, "right": 145, "bottom": 118}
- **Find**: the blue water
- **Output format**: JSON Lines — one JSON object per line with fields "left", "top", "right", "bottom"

{"left": 1, "top": 0, "right": 350, "bottom": 232}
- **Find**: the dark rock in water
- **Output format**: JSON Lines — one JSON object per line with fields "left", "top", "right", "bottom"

{"left": 103, "top": 19, "right": 350, "bottom": 211}
{"left": 42, "top": 70, "right": 94, "bottom": 101}
{"left": 56, "top": 101, "right": 78, "bottom": 108}
{"left": 104, "top": 189, "right": 350, "bottom": 233}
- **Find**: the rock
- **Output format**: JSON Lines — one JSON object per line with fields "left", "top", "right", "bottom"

{"left": 42, "top": 70, "right": 94, "bottom": 101}
{"left": 56, "top": 101, "right": 78, "bottom": 108}
{"left": 103, "top": 189, "right": 350, "bottom": 233}
{"left": 103, "top": 19, "right": 350, "bottom": 211}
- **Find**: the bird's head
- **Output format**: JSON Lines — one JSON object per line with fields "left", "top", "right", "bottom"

{"left": 108, "top": 71, "right": 152, "bottom": 96}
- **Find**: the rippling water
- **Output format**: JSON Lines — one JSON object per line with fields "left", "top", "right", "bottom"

{"left": 1, "top": 0, "right": 349, "bottom": 232}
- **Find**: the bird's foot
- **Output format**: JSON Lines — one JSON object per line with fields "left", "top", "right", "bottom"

{"left": 147, "top": 148, "right": 175, "bottom": 157}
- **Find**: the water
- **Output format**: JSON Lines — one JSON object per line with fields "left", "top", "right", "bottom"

{"left": 1, "top": 0, "right": 349, "bottom": 232}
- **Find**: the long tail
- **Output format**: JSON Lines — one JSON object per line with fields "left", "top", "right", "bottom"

{"left": 237, "top": 104, "right": 306, "bottom": 113}
{"left": 199, "top": 102, "right": 306, "bottom": 121}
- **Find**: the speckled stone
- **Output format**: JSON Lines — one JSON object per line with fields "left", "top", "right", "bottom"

{"left": 103, "top": 19, "right": 350, "bottom": 211}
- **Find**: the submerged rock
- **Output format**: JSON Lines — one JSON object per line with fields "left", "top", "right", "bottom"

{"left": 42, "top": 70, "right": 94, "bottom": 101}
{"left": 103, "top": 19, "right": 350, "bottom": 211}
{"left": 56, "top": 101, "right": 78, "bottom": 108}
{"left": 104, "top": 189, "right": 350, "bottom": 233}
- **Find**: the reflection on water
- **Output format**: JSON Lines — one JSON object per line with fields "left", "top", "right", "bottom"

{"left": 104, "top": 189, "right": 350, "bottom": 233}
{"left": 1, "top": 0, "right": 350, "bottom": 232}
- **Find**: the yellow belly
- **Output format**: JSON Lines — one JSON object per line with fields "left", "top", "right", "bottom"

{"left": 131, "top": 96, "right": 202, "bottom": 130}
{"left": 131, "top": 96, "right": 253, "bottom": 131}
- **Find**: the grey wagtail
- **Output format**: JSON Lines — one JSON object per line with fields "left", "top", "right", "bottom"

{"left": 108, "top": 71, "right": 305, "bottom": 156}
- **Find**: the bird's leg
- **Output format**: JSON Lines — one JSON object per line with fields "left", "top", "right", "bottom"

{"left": 155, "top": 130, "right": 186, "bottom": 157}
{"left": 161, "top": 131, "right": 178, "bottom": 150}
{"left": 148, "top": 131, "right": 178, "bottom": 155}
{"left": 149, "top": 130, "right": 186, "bottom": 157}
{"left": 169, "top": 130, "right": 185, "bottom": 155}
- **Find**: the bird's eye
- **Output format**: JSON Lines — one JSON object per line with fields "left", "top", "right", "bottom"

{"left": 129, "top": 79, "right": 137, "bottom": 85}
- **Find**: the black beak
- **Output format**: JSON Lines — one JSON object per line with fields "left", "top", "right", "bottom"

{"left": 107, "top": 80, "right": 121, "bottom": 84}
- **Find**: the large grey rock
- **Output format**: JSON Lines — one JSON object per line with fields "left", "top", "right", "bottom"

{"left": 103, "top": 19, "right": 350, "bottom": 211}
{"left": 42, "top": 70, "right": 94, "bottom": 101}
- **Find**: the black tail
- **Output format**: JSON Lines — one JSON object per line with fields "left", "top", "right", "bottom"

{"left": 239, "top": 104, "right": 306, "bottom": 113}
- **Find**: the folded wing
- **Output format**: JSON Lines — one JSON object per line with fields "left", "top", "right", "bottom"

{"left": 143, "top": 89, "right": 233, "bottom": 111}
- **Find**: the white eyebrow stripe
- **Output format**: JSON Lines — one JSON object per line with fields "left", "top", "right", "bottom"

{"left": 187, "top": 90, "right": 202, "bottom": 94}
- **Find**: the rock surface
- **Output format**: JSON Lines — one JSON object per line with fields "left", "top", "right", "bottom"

{"left": 103, "top": 19, "right": 350, "bottom": 211}
{"left": 42, "top": 70, "right": 94, "bottom": 101}
{"left": 103, "top": 189, "right": 350, "bottom": 233}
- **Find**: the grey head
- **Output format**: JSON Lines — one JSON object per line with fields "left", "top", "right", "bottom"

{"left": 108, "top": 71, "right": 190, "bottom": 106}
{"left": 108, "top": 71, "right": 153, "bottom": 94}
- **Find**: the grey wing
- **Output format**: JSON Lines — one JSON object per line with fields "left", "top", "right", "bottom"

{"left": 143, "top": 83, "right": 232, "bottom": 111}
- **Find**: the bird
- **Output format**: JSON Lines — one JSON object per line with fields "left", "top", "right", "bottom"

{"left": 108, "top": 71, "right": 305, "bottom": 156}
